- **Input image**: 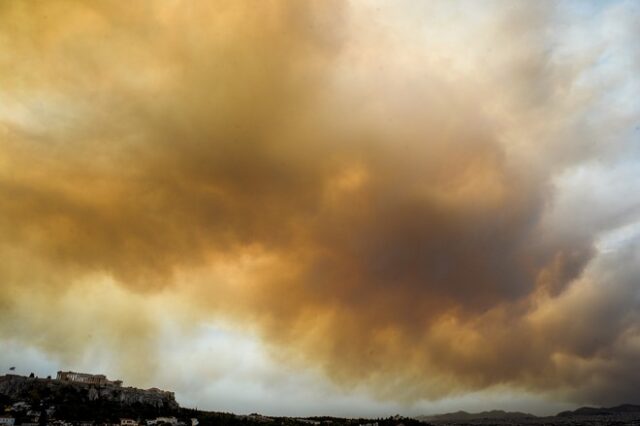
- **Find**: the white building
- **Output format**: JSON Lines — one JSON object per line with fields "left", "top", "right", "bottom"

{"left": 0, "top": 416, "right": 15, "bottom": 426}
{"left": 57, "top": 371, "right": 122, "bottom": 387}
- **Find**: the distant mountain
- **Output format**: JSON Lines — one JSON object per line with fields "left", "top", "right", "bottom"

{"left": 416, "top": 409, "right": 536, "bottom": 422}
{"left": 557, "top": 404, "right": 640, "bottom": 417}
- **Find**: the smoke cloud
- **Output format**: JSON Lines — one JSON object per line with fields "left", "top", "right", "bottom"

{"left": 1, "top": 0, "right": 639, "bottom": 411}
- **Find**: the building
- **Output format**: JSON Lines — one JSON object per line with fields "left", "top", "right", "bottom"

{"left": 0, "top": 416, "right": 15, "bottom": 426}
{"left": 56, "top": 371, "right": 123, "bottom": 387}
{"left": 154, "top": 417, "right": 178, "bottom": 425}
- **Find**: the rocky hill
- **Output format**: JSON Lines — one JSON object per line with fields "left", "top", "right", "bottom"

{"left": 0, "top": 374, "right": 179, "bottom": 410}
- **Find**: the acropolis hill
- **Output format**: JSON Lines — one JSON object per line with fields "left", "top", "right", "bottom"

{"left": 0, "top": 372, "right": 178, "bottom": 410}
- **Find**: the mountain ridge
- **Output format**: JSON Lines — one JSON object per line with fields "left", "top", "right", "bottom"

{"left": 416, "top": 409, "right": 536, "bottom": 422}
{"left": 557, "top": 403, "right": 640, "bottom": 417}
{"left": 416, "top": 403, "right": 640, "bottom": 422}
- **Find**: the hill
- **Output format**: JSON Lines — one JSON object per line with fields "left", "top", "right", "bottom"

{"left": 417, "top": 410, "right": 535, "bottom": 422}
{"left": 557, "top": 404, "right": 640, "bottom": 417}
{"left": 0, "top": 374, "right": 179, "bottom": 422}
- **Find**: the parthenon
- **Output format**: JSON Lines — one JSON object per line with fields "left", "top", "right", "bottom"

{"left": 56, "top": 371, "right": 122, "bottom": 387}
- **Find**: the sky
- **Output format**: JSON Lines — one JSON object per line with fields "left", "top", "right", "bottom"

{"left": 1, "top": 0, "right": 639, "bottom": 418}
